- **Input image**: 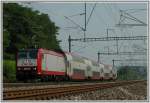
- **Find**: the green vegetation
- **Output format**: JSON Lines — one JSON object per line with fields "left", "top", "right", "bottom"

{"left": 3, "top": 3, "right": 61, "bottom": 82}
{"left": 3, "top": 60, "right": 16, "bottom": 82}
{"left": 3, "top": 3, "right": 61, "bottom": 59}
{"left": 117, "top": 66, "right": 147, "bottom": 80}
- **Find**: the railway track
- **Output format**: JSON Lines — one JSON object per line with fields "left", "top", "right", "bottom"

{"left": 4, "top": 82, "right": 79, "bottom": 88}
{"left": 4, "top": 80, "right": 120, "bottom": 89}
{"left": 4, "top": 81, "right": 109, "bottom": 87}
{"left": 3, "top": 80, "right": 146, "bottom": 100}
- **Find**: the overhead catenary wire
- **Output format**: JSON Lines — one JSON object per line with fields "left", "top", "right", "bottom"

{"left": 123, "top": 9, "right": 147, "bottom": 13}
{"left": 69, "top": 12, "right": 85, "bottom": 17}
{"left": 43, "top": 8, "right": 85, "bottom": 32}
{"left": 72, "top": 37, "right": 104, "bottom": 55}
{"left": 86, "top": 3, "right": 97, "bottom": 27}
{"left": 72, "top": 41, "right": 95, "bottom": 53}
{"left": 64, "top": 16, "right": 85, "bottom": 31}
{"left": 37, "top": 3, "right": 146, "bottom": 66}
{"left": 124, "top": 27, "right": 139, "bottom": 66}
{"left": 72, "top": 45, "right": 87, "bottom": 53}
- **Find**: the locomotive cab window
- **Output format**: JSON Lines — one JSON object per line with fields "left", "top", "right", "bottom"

{"left": 18, "top": 49, "right": 38, "bottom": 59}
{"left": 18, "top": 52, "right": 27, "bottom": 58}
{"left": 29, "top": 50, "right": 37, "bottom": 59}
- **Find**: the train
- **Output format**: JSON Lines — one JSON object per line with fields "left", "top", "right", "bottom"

{"left": 16, "top": 48, "right": 117, "bottom": 81}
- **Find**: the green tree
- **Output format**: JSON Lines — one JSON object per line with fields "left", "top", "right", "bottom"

{"left": 3, "top": 3, "right": 61, "bottom": 82}
{"left": 3, "top": 3, "right": 61, "bottom": 59}
{"left": 3, "top": 29, "right": 10, "bottom": 49}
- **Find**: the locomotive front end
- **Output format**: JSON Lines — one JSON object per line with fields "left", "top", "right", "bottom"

{"left": 16, "top": 49, "right": 38, "bottom": 81}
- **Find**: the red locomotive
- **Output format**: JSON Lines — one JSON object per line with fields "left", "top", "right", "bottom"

{"left": 16, "top": 48, "right": 117, "bottom": 81}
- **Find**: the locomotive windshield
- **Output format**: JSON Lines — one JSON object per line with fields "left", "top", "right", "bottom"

{"left": 18, "top": 49, "right": 38, "bottom": 59}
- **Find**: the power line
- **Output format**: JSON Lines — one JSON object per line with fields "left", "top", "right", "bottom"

{"left": 72, "top": 44, "right": 87, "bottom": 53}
{"left": 69, "top": 12, "right": 85, "bottom": 17}
{"left": 113, "top": 59, "right": 147, "bottom": 61}
{"left": 68, "top": 35, "right": 147, "bottom": 52}
{"left": 98, "top": 52, "right": 146, "bottom": 55}
{"left": 116, "top": 10, "right": 147, "bottom": 27}
{"left": 64, "top": 16, "right": 85, "bottom": 31}
{"left": 123, "top": 9, "right": 146, "bottom": 13}
{"left": 70, "top": 36, "right": 147, "bottom": 42}
{"left": 86, "top": 3, "right": 97, "bottom": 26}
{"left": 112, "top": 59, "right": 147, "bottom": 66}
{"left": 72, "top": 40, "right": 97, "bottom": 53}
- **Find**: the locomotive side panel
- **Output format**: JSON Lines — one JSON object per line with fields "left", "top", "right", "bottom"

{"left": 41, "top": 52, "right": 66, "bottom": 76}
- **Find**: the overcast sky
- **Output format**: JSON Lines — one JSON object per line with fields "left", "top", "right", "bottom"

{"left": 18, "top": 1, "right": 147, "bottom": 66}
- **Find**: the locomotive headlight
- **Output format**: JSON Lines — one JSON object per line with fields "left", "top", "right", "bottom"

{"left": 18, "top": 68, "right": 21, "bottom": 70}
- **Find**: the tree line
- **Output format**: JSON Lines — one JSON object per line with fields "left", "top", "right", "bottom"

{"left": 117, "top": 66, "right": 147, "bottom": 80}
{"left": 3, "top": 3, "right": 61, "bottom": 59}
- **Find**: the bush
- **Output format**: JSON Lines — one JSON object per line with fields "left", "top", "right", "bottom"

{"left": 117, "top": 66, "right": 147, "bottom": 80}
{"left": 3, "top": 60, "right": 16, "bottom": 82}
{"left": 3, "top": 53, "right": 15, "bottom": 60}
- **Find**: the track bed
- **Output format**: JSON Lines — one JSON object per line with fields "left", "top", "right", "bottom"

{"left": 3, "top": 80, "right": 146, "bottom": 100}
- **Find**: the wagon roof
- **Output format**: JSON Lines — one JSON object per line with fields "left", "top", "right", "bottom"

{"left": 39, "top": 48, "right": 65, "bottom": 57}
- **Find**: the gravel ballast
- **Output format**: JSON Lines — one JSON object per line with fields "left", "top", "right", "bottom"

{"left": 58, "top": 81, "right": 147, "bottom": 100}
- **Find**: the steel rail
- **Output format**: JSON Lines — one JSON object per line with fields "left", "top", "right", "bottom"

{"left": 4, "top": 81, "right": 117, "bottom": 88}
{"left": 3, "top": 80, "right": 146, "bottom": 100}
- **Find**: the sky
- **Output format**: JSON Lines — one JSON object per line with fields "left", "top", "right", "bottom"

{"left": 18, "top": 1, "right": 147, "bottom": 66}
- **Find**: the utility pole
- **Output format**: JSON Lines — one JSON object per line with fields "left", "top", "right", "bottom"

{"left": 68, "top": 35, "right": 71, "bottom": 52}
{"left": 106, "top": 28, "right": 114, "bottom": 54}
{"left": 98, "top": 52, "right": 100, "bottom": 63}
{"left": 84, "top": 2, "right": 86, "bottom": 41}
{"left": 106, "top": 29, "right": 108, "bottom": 39}
{"left": 112, "top": 59, "right": 115, "bottom": 67}
{"left": 116, "top": 40, "right": 119, "bottom": 54}
{"left": 67, "top": 3, "right": 86, "bottom": 52}
{"left": 106, "top": 29, "right": 109, "bottom": 54}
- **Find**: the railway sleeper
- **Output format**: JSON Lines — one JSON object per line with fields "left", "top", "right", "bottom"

{"left": 3, "top": 80, "right": 146, "bottom": 100}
